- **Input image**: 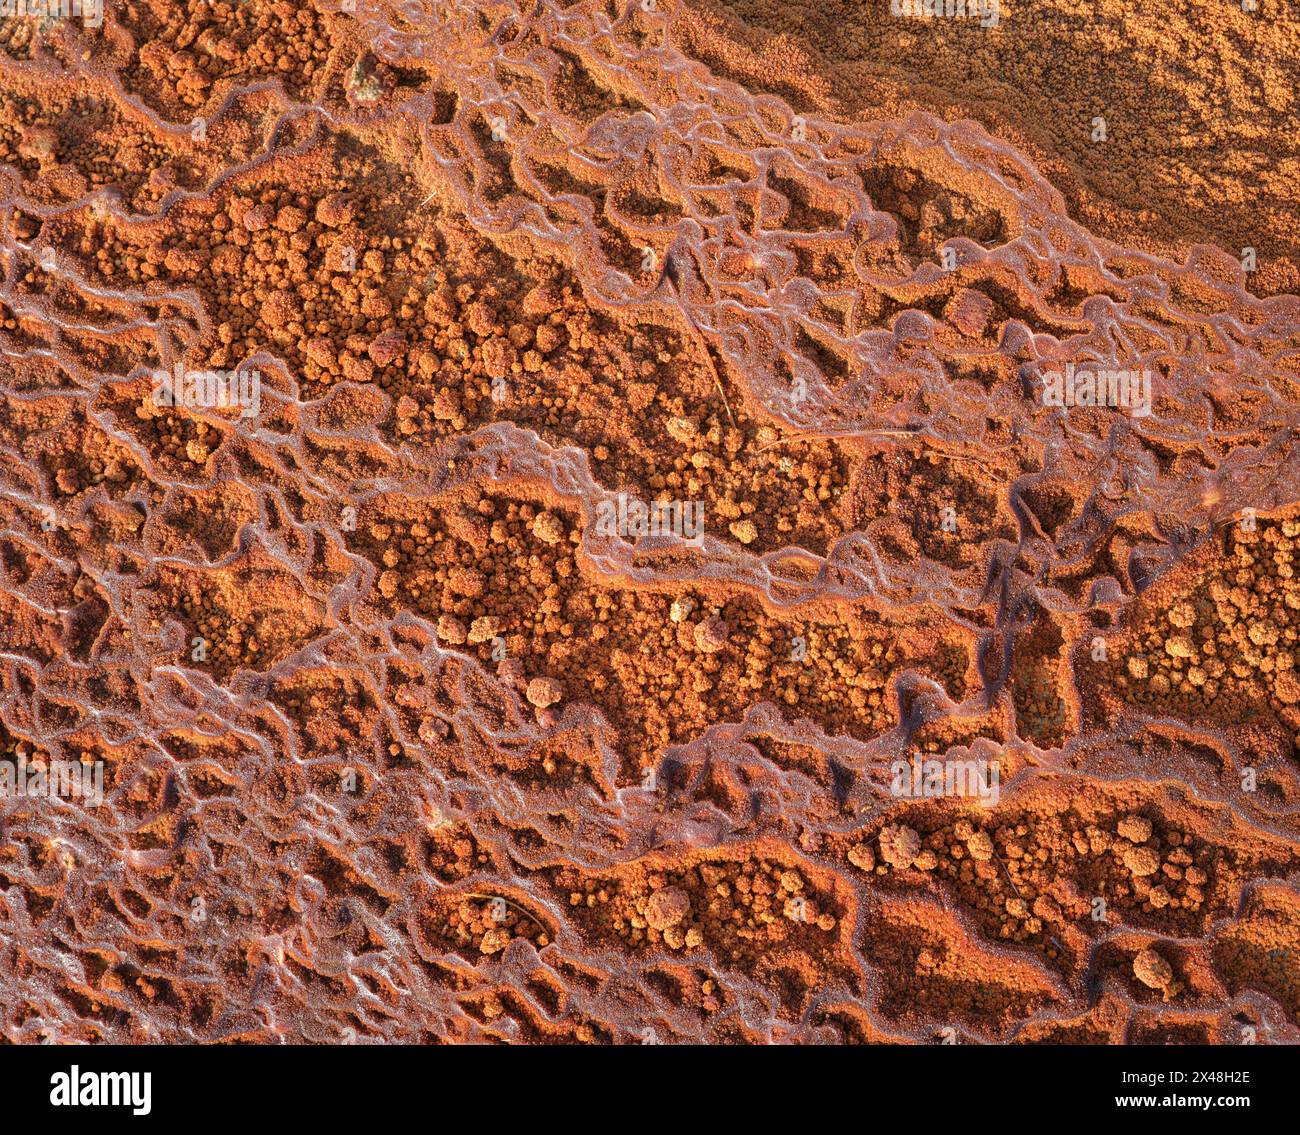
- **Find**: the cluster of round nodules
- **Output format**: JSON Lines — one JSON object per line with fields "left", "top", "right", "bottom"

{"left": 355, "top": 500, "right": 899, "bottom": 764}
{"left": 48, "top": 436, "right": 137, "bottom": 494}
{"left": 173, "top": 595, "right": 265, "bottom": 674}
{"left": 668, "top": 592, "right": 898, "bottom": 711}
{"left": 439, "top": 897, "right": 550, "bottom": 957}
{"left": 1118, "top": 520, "right": 1300, "bottom": 744}
{"left": 133, "top": 3, "right": 332, "bottom": 111}
{"left": 427, "top": 826, "right": 489, "bottom": 884}
{"left": 87, "top": 181, "right": 545, "bottom": 422}
{"left": 132, "top": 397, "right": 221, "bottom": 468}
{"left": 564, "top": 858, "right": 838, "bottom": 964}
{"left": 849, "top": 809, "right": 1210, "bottom": 953}
{"left": 389, "top": 274, "right": 577, "bottom": 435}
{"left": 4, "top": 3, "right": 329, "bottom": 210}
{"left": 1104, "top": 814, "right": 1209, "bottom": 915}
{"left": 685, "top": 420, "right": 843, "bottom": 549}
{"left": 357, "top": 500, "right": 575, "bottom": 722}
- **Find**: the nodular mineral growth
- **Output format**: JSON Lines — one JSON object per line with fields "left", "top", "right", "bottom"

{"left": 0, "top": 0, "right": 1298, "bottom": 1044}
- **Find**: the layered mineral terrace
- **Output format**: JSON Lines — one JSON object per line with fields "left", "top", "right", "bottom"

{"left": 0, "top": 0, "right": 1298, "bottom": 1044}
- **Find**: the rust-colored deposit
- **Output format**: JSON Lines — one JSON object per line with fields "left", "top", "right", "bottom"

{"left": 1, "top": 0, "right": 1298, "bottom": 1044}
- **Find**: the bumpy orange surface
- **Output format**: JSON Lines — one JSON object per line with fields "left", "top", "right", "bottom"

{"left": 0, "top": 0, "right": 1298, "bottom": 1044}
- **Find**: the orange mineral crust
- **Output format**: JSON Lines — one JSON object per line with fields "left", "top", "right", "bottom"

{"left": 676, "top": 0, "right": 1300, "bottom": 298}
{"left": 0, "top": 0, "right": 1298, "bottom": 1044}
